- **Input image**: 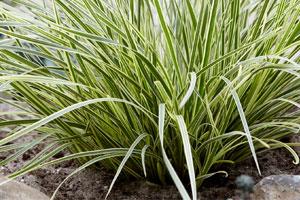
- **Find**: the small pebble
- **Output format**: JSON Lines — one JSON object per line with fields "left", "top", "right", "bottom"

{"left": 235, "top": 175, "right": 255, "bottom": 192}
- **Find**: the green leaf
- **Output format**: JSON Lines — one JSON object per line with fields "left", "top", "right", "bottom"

{"left": 158, "top": 104, "right": 190, "bottom": 200}
{"left": 221, "top": 76, "right": 261, "bottom": 175}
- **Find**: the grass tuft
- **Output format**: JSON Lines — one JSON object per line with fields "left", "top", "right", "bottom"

{"left": 0, "top": 0, "right": 300, "bottom": 198}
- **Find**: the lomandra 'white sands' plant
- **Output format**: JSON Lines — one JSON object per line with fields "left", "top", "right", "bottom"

{"left": 0, "top": 0, "right": 300, "bottom": 199}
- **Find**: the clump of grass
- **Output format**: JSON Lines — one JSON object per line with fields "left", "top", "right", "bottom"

{"left": 0, "top": 0, "right": 300, "bottom": 199}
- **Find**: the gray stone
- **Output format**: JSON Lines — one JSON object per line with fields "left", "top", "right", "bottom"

{"left": 0, "top": 175, "right": 50, "bottom": 200}
{"left": 253, "top": 175, "right": 300, "bottom": 200}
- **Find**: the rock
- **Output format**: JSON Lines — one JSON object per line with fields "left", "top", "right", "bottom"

{"left": 253, "top": 175, "right": 300, "bottom": 200}
{"left": 0, "top": 175, "right": 50, "bottom": 200}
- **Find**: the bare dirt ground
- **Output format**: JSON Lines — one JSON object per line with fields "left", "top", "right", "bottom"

{"left": 1, "top": 134, "right": 299, "bottom": 200}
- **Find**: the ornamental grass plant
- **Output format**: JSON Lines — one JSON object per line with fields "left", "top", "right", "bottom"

{"left": 0, "top": 0, "right": 300, "bottom": 199}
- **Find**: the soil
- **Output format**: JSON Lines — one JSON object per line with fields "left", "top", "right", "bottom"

{"left": 1, "top": 103, "right": 300, "bottom": 200}
{"left": 1, "top": 135, "right": 299, "bottom": 200}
